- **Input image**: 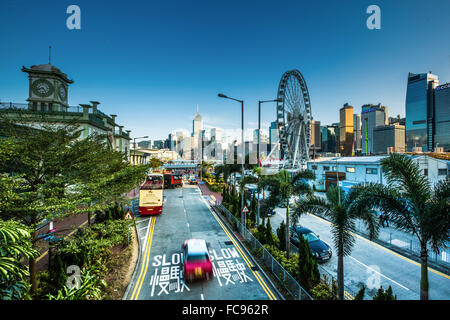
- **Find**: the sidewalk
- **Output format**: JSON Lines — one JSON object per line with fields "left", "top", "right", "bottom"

{"left": 197, "top": 182, "right": 223, "bottom": 204}
{"left": 35, "top": 212, "right": 91, "bottom": 273}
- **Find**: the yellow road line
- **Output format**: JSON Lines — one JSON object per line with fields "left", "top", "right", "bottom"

{"left": 307, "top": 213, "right": 450, "bottom": 280}
{"left": 131, "top": 216, "right": 156, "bottom": 300}
{"left": 201, "top": 197, "right": 277, "bottom": 300}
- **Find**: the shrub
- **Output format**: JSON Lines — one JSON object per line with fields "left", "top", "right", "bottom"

{"left": 373, "top": 285, "right": 396, "bottom": 300}
{"left": 276, "top": 220, "right": 286, "bottom": 251}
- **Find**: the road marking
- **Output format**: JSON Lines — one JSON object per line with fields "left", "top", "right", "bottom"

{"left": 348, "top": 256, "right": 411, "bottom": 291}
{"left": 135, "top": 217, "right": 151, "bottom": 225}
{"left": 130, "top": 216, "right": 156, "bottom": 300}
{"left": 141, "top": 217, "right": 152, "bottom": 254}
{"left": 200, "top": 197, "right": 277, "bottom": 300}
{"left": 307, "top": 213, "right": 450, "bottom": 280}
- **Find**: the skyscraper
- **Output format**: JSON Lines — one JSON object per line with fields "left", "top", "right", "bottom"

{"left": 361, "top": 103, "right": 388, "bottom": 155}
{"left": 269, "top": 121, "right": 278, "bottom": 146}
{"left": 353, "top": 114, "right": 362, "bottom": 154}
{"left": 434, "top": 83, "right": 450, "bottom": 151}
{"left": 405, "top": 72, "right": 439, "bottom": 152}
{"left": 339, "top": 103, "right": 354, "bottom": 156}
{"left": 373, "top": 124, "right": 405, "bottom": 154}
{"left": 310, "top": 120, "right": 321, "bottom": 155}
{"left": 192, "top": 105, "right": 203, "bottom": 160}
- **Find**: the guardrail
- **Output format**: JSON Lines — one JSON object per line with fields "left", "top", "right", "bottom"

{"left": 214, "top": 203, "right": 312, "bottom": 300}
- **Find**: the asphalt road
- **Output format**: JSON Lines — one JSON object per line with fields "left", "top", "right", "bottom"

{"left": 124, "top": 184, "right": 280, "bottom": 300}
{"left": 269, "top": 207, "right": 450, "bottom": 300}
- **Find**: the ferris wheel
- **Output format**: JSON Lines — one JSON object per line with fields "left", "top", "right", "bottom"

{"left": 276, "top": 69, "right": 312, "bottom": 168}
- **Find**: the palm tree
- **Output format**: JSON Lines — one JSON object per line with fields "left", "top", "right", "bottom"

{"left": 292, "top": 185, "right": 379, "bottom": 300}
{"left": 351, "top": 153, "right": 450, "bottom": 300}
{"left": 0, "top": 220, "right": 40, "bottom": 299}
{"left": 268, "top": 169, "right": 315, "bottom": 259}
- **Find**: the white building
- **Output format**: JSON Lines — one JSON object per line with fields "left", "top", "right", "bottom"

{"left": 307, "top": 155, "right": 449, "bottom": 192}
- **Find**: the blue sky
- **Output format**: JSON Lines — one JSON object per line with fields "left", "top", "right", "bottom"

{"left": 1, "top": 0, "right": 449, "bottom": 141}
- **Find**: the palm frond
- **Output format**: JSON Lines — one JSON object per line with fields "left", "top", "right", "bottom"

{"left": 381, "top": 153, "right": 431, "bottom": 205}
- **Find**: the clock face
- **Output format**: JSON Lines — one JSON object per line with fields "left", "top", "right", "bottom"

{"left": 58, "top": 84, "right": 67, "bottom": 100}
{"left": 31, "top": 78, "right": 54, "bottom": 97}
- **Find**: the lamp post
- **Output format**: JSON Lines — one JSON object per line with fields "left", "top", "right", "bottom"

{"left": 257, "top": 99, "right": 282, "bottom": 167}
{"left": 133, "top": 136, "right": 149, "bottom": 165}
{"left": 218, "top": 93, "right": 245, "bottom": 234}
{"left": 256, "top": 98, "right": 281, "bottom": 226}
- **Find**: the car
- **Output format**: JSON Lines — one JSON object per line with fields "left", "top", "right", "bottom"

{"left": 289, "top": 226, "right": 332, "bottom": 262}
{"left": 182, "top": 239, "right": 213, "bottom": 283}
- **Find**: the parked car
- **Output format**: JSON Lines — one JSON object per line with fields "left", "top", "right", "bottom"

{"left": 182, "top": 239, "right": 213, "bottom": 283}
{"left": 289, "top": 226, "right": 332, "bottom": 262}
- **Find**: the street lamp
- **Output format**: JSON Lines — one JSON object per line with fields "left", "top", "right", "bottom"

{"left": 257, "top": 99, "right": 282, "bottom": 167}
{"left": 256, "top": 98, "right": 281, "bottom": 226}
{"left": 133, "top": 136, "right": 149, "bottom": 165}
{"left": 218, "top": 93, "right": 245, "bottom": 234}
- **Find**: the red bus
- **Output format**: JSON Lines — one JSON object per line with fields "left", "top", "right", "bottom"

{"left": 164, "top": 173, "right": 183, "bottom": 188}
{"left": 138, "top": 173, "right": 164, "bottom": 215}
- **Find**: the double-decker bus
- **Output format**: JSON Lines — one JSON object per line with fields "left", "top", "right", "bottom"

{"left": 164, "top": 173, "right": 183, "bottom": 188}
{"left": 138, "top": 173, "right": 164, "bottom": 215}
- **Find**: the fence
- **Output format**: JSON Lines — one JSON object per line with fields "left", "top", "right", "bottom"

{"left": 215, "top": 203, "right": 313, "bottom": 300}
{"left": 310, "top": 209, "right": 450, "bottom": 269}
{"left": 354, "top": 219, "right": 450, "bottom": 267}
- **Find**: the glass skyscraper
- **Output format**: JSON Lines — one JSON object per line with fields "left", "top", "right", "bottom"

{"left": 405, "top": 72, "right": 439, "bottom": 152}
{"left": 435, "top": 83, "right": 450, "bottom": 151}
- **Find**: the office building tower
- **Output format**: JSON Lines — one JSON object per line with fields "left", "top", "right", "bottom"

{"left": 405, "top": 72, "right": 439, "bottom": 152}
{"left": 434, "top": 83, "right": 450, "bottom": 151}
{"left": 310, "top": 120, "right": 321, "bottom": 154}
{"left": 353, "top": 114, "right": 362, "bottom": 154}
{"left": 361, "top": 103, "right": 388, "bottom": 155}
{"left": 269, "top": 121, "right": 278, "bottom": 146}
{"left": 321, "top": 124, "right": 339, "bottom": 153}
{"left": 373, "top": 124, "right": 406, "bottom": 154}
{"left": 339, "top": 103, "right": 354, "bottom": 156}
{"left": 167, "top": 133, "right": 176, "bottom": 151}
{"left": 210, "top": 128, "right": 223, "bottom": 142}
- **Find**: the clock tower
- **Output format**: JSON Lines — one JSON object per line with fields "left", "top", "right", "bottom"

{"left": 22, "top": 62, "right": 74, "bottom": 112}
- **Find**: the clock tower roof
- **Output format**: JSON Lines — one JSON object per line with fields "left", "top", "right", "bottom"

{"left": 22, "top": 63, "right": 74, "bottom": 84}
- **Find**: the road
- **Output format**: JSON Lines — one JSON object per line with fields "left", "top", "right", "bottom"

{"left": 124, "top": 184, "right": 280, "bottom": 300}
{"left": 269, "top": 207, "right": 450, "bottom": 300}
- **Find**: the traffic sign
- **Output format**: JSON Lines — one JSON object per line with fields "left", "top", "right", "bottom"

{"left": 242, "top": 206, "right": 249, "bottom": 213}
{"left": 124, "top": 211, "right": 134, "bottom": 220}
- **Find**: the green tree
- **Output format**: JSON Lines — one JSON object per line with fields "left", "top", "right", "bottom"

{"left": 265, "top": 169, "right": 315, "bottom": 259}
{"left": 351, "top": 153, "right": 450, "bottom": 300}
{"left": 296, "top": 232, "right": 320, "bottom": 292}
{"left": 0, "top": 220, "right": 40, "bottom": 299}
{"left": 354, "top": 284, "right": 366, "bottom": 300}
{"left": 292, "top": 185, "right": 379, "bottom": 300}
{"left": 0, "top": 117, "right": 147, "bottom": 298}
{"left": 264, "top": 219, "right": 275, "bottom": 246}
{"left": 149, "top": 157, "right": 163, "bottom": 170}
{"left": 373, "top": 285, "right": 396, "bottom": 300}
{"left": 276, "top": 220, "right": 286, "bottom": 251}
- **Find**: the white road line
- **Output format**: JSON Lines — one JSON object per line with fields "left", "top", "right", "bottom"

{"left": 348, "top": 256, "right": 411, "bottom": 291}
{"left": 135, "top": 217, "right": 151, "bottom": 225}
{"left": 141, "top": 217, "right": 153, "bottom": 253}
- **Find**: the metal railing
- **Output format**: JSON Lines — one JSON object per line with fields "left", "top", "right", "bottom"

{"left": 215, "top": 203, "right": 312, "bottom": 300}
{"left": 354, "top": 219, "right": 450, "bottom": 267}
